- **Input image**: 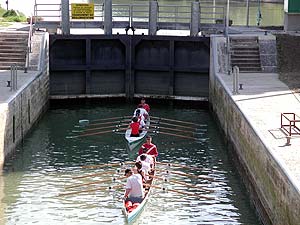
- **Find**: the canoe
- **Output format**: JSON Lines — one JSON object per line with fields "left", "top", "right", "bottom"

{"left": 122, "top": 160, "right": 156, "bottom": 223}
{"left": 124, "top": 118, "right": 150, "bottom": 153}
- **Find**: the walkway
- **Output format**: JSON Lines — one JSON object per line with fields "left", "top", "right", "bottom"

{"left": 0, "top": 70, "right": 38, "bottom": 103}
{"left": 220, "top": 72, "right": 300, "bottom": 190}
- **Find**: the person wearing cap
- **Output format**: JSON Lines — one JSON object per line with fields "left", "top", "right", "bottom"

{"left": 124, "top": 167, "right": 144, "bottom": 203}
{"left": 139, "top": 98, "right": 150, "bottom": 112}
{"left": 138, "top": 135, "right": 158, "bottom": 158}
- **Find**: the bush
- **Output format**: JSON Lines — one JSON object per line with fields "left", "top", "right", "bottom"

{"left": 2, "top": 9, "right": 19, "bottom": 17}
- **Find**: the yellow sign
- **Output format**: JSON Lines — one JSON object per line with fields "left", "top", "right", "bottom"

{"left": 71, "top": 3, "right": 94, "bottom": 20}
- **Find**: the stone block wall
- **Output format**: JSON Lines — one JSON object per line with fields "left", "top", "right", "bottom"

{"left": 0, "top": 33, "right": 49, "bottom": 168}
{"left": 209, "top": 36, "right": 300, "bottom": 225}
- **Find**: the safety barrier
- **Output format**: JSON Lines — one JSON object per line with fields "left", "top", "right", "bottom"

{"left": 281, "top": 113, "right": 300, "bottom": 137}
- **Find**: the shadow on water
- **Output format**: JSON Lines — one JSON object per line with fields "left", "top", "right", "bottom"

{"left": 1, "top": 100, "right": 262, "bottom": 225}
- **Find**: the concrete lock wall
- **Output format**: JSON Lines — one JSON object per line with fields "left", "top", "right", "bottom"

{"left": 0, "top": 33, "right": 49, "bottom": 168}
{"left": 209, "top": 36, "right": 300, "bottom": 225}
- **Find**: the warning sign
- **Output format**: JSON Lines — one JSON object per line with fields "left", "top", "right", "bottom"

{"left": 71, "top": 3, "right": 94, "bottom": 19}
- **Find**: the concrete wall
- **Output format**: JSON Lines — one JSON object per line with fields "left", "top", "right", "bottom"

{"left": 0, "top": 33, "right": 49, "bottom": 168}
{"left": 209, "top": 36, "right": 300, "bottom": 225}
{"left": 276, "top": 34, "right": 300, "bottom": 89}
{"left": 259, "top": 35, "right": 277, "bottom": 73}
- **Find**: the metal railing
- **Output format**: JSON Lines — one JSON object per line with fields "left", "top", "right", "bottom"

{"left": 10, "top": 64, "right": 18, "bottom": 91}
{"left": 281, "top": 113, "right": 300, "bottom": 137}
{"left": 25, "top": 15, "right": 34, "bottom": 73}
{"left": 33, "top": 2, "right": 225, "bottom": 32}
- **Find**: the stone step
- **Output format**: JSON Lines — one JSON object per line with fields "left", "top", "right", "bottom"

{"left": 231, "top": 46, "right": 259, "bottom": 50}
{"left": 232, "top": 62, "right": 261, "bottom": 67}
{"left": 0, "top": 56, "right": 25, "bottom": 62}
{"left": 0, "top": 52, "right": 25, "bottom": 57}
{"left": 0, "top": 61, "right": 25, "bottom": 70}
{"left": 239, "top": 67, "right": 262, "bottom": 72}
{"left": 0, "top": 45, "right": 26, "bottom": 52}
{"left": 231, "top": 52, "right": 260, "bottom": 57}
{"left": 231, "top": 59, "right": 260, "bottom": 66}
{"left": 230, "top": 40, "right": 258, "bottom": 45}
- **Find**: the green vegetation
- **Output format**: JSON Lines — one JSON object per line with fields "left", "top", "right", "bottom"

{"left": 0, "top": 8, "right": 27, "bottom": 24}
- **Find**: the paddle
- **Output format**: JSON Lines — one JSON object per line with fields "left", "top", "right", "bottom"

{"left": 72, "top": 170, "right": 121, "bottom": 179}
{"left": 152, "top": 117, "right": 207, "bottom": 127}
{"left": 144, "top": 184, "right": 215, "bottom": 200}
{"left": 88, "top": 120, "right": 123, "bottom": 127}
{"left": 151, "top": 121, "right": 197, "bottom": 130}
{"left": 152, "top": 131, "right": 198, "bottom": 140}
{"left": 58, "top": 184, "right": 124, "bottom": 197}
{"left": 70, "top": 129, "right": 115, "bottom": 138}
{"left": 83, "top": 124, "right": 127, "bottom": 132}
{"left": 81, "top": 161, "right": 136, "bottom": 169}
{"left": 156, "top": 169, "right": 215, "bottom": 181}
{"left": 71, "top": 128, "right": 127, "bottom": 138}
{"left": 148, "top": 175, "right": 213, "bottom": 192}
{"left": 156, "top": 162, "right": 203, "bottom": 170}
{"left": 90, "top": 116, "right": 131, "bottom": 122}
{"left": 82, "top": 162, "right": 123, "bottom": 169}
{"left": 150, "top": 125, "right": 200, "bottom": 134}
{"left": 65, "top": 176, "right": 127, "bottom": 189}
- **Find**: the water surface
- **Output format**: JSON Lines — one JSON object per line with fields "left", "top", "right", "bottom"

{"left": 1, "top": 102, "right": 262, "bottom": 225}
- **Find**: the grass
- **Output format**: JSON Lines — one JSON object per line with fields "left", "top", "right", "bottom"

{"left": 0, "top": 7, "right": 27, "bottom": 25}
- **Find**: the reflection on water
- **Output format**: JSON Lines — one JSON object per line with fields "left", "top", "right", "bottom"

{"left": 0, "top": 102, "right": 262, "bottom": 225}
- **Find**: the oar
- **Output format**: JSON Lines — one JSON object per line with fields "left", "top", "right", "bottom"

{"left": 65, "top": 178, "right": 112, "bottom": 189}
{"left": 65, "top": 176, "right": 127, "bottom": 189}
{"left": 82, "top": 162, "right": 124, "bottom": 169}
{"left": 149, "top": 175, "right": 213, "bottom": 192}
{"left": 151, "top": 121, "right": 196, "bottom": 130}
{"left": 150, "top": 125, "right": 199, "bottom": 134}
{"left": 91, "top": 116, "right": 131, "bottom": 122}
{"left": 70, "top": 129, "right": 115, "bottom": 138}
{"left": 156, "top": 169, "right": 214, "bottom": 181}
{"left": 72, "top": 170, "right": 120, "bottom": 179}
{"left": 156, "top": 162, "right": 203, "bottom": 170}
{"left": 71, "top": 128, "right": 127, "bottom": 138}
{"left": 84, "top": 124, "right": 127, "bottom": 132}
{"left": 152, "top": 117, "right": 207, "bottom": 127}
{"left": 145, "top": 184, "right": 215, "bottom": 200}
{"left": 152, "top": 131, "right": 198, "bottom": 140}
{"left": 58, "top": 184, "right": 124, "bottom": 197}
{"left": 88, "top": 120, "right": 122, "bottom": 127}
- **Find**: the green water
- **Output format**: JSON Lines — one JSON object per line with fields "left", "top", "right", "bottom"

{"left": 0, "top": 101, "right": 262, "bottom": 225}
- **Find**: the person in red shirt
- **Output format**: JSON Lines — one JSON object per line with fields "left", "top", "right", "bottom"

{"left": 139, "top": 98, "right": 150, "bottom": 113}
{"left": 138, "top": 135, "right": 158, "bottom": 157}
{"left": 129, "top": 117, "right": 140, "bottom": 137}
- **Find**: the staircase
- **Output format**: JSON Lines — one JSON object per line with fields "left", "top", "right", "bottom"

{"left": 230, "top": 36, "right": 262, "bottom": 72}
{"left": 0, "top": 31, "right": 28, "bottom": 70}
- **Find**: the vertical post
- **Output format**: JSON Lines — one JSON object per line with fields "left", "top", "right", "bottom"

{"left": 225, "top": 0, "right": 230, "bottom": 75}
{"left": 61, "top": 0, "right": 70, "bottom": 35}
{"left": 149, "top": 0, "right": 158, "bottom": 35}
{"left": 104, "top": 0, "right": 112, "bottom": 35}
{"left": 190, "top": 1, "right": 200, "bottom": 37}
{"left": 246, "top": 0, "right": 250, "bottom": 27}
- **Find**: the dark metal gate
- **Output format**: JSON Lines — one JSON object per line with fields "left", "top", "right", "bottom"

{"left": 49, "top": 35, "right": 210, "bottom": 101}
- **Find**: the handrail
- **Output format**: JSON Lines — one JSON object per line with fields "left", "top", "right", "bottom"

{"left": 24, "top": 15, "right": 34, "bottom": 73}
{"left": 34, "top": 3, "right": 225, "bottom": 29}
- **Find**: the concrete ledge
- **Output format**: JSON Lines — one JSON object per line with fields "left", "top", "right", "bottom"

{"left": 210, "top": 35, "right": 300, "bottom": 225}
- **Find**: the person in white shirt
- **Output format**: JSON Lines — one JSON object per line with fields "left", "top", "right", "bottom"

{"left": 124, "top": 167, "right": 144, "bottom": 203}
{"left": 136, "top": 153, "right": 153, "bottom": 166}
{"left": 134, "top": 106, "right": 149, "bottom": 122}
